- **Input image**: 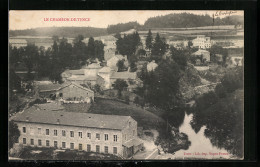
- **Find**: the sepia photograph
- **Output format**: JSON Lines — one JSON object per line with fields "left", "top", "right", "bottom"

{"left": 8, "top": 10, "right": 244, "bottom": 160}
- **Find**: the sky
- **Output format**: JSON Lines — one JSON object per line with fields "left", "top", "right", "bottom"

{"left": 9, "top": 10, "right": 244, "bottom": 30}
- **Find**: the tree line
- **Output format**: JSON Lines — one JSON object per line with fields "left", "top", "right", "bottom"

{"left": 9, "top": 27, "right": 107, "bottom": 38}
{"left": 191, "top": 66, "right": 244, "bottom": 158}
{"left": 9, "top": 35, "right": 105, "bottom": 89}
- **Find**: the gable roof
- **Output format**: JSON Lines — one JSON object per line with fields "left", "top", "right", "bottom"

{"left": 192, "top": 49, "right": 210, "bottom": 55}
{"left": 11, "top": 105, "right": 132, "bottom": 130}
{"left": 99, "top": 66, "right": 111, "bottom": 73}
{"left": 37, "top": 82, "right": 93, "bottom": 93}
{"left": 85, "top": 63, "right": 102, "bottom": 69}
{"left": 110, "top": 72, "right": 136, "bottom": 80}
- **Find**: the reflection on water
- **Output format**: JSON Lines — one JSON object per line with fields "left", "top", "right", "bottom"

{"left": 173, "top": 112, "right": 233, "bottom": 159}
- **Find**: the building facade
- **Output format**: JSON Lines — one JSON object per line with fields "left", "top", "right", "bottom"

{"left": 11, "top": 108, "right": 143, "bottom": 158}
{"left": 192, "top": 35, "right": 212, "bottom": 49}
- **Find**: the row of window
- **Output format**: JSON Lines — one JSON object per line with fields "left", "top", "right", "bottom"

{"left": 22, "top": 138, "right": 117, "bottom": 154}
{"left": 22, "top": 127, "right": 118, "bottom": 141}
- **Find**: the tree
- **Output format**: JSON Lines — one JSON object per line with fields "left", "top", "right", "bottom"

{"left": 9, "top": 121, "right": 20, "bottom": 149}
{"left": 116, "top": 31, "right": 142, "bottom": 62}
{"left": 209, "top": 45, "right": 228, "bottom": 65}
{"left": 113, "top": 79, "right": 128, "bottom": 98}
{"left": 188, "top": 40, "right": 193, "bottom": 48}
{"left": 94, "top": 40, "right": 105, "bottom": 61}
{"left": 73, "top": 35, "right": 87, "bottom": 66}
{"left": 145, "top": 29, "right": 153, "bottom": 51}
{"left": 151, "top": 33, "right": 167, "bottom": 62}
{"left": 116, "top": 60, "right": 126, "bottom": 72}
{"left": 170, "top": 46, "right": 188, "bottom": 70}
{"left": 87, "top": 37, "right": 95, "bottom": 60}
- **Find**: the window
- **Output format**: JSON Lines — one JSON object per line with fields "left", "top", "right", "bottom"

{"left": 46, "top": 140, "right": 50, "bottom": 147}
{"left": 113, "top": 147, "right": 117, "bottom": 154}
{"left": 62, "top": 142, "right": 66, "bottom": 148}
{"left": 22, "top": 127, "right": 26, "bottom": 133}
{"left": 54, "top": 141, "right": 58, "bottom": 148}
{"left": 38, "top": 128, "right": 41, "bottom": 134}
{"left": 23, "top": 138, "right": 26, "bottom": 144}
{"left": 129, "top": 122, "right": 131, "bottom": 127}
{"left": 104, "top": 146, "right": 108, "bottom": 154}
{"left": 104, "top": 134, "right": 108, "bottom": 141}
{"left": 87, "top": 144, "right": 91, "bottom": 152}
{"left": 79, "top": 144, "right": 82, "bottom": 151}
{"left": 87, "top": 133, "right": 91, "bottom": 139}
{"left": 46, "top": 129, "right": 49, "bottom": 135}
{"left": 70, "top": 131, "right": 74, "bottom": 137}
{"left": 124, "top": 134, "right": 127, "bottom": 140}
{"left": 62, "top": 130, "right": 66, "bottom": 137}
{"left": 96, "top": 145, "right": 100, "bottom": 153}
{"left": 113, "top": 135, "right": 117, "bottom": 142}
{"left": 54, "top": 130, "right": 58, "bottom": 136}
{"left": 30, "top": 139, "right": 34, "bottom": 145}
{"left": 70, "top": 143, "right": 74, "bottom": 150}
{"left": 38, "top": 139, "right": 42, "bottom": 146}
{"left": 133, "top": 130, "right": 135, "bottom": 137}
{"left": 96, "top": 133, "right": 100, "bottom": 140}
{"left": 78, "top": 132, "right": 82, "bottom": 138}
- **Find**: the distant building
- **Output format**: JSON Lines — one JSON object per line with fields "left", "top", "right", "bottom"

{"left": 36, "top": 82, "right": 94, "bottom": 102}
{"left": 146, "top": 60, "right": 158, "bottom": 72}
{"left": 107, "top": 55, "right": 128, "bottom": 72}
{"left": 10, "top": 106, "right": 143, "bottom": 158}
{"left": 192, "top": 35, "right": 211, "bottom": 49}
{"left": 62, "top": 63, "right": 139, "bottom": 91}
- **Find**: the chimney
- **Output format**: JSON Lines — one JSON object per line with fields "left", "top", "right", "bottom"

{"left": 57, "top": 119, "right": 60, "bottom": 124}
{"left": 26, "top": 116, "right": 29, "bottom": 122}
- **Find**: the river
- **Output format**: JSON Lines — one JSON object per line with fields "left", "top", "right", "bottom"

{"left": 156, "top": 112, "right": 236, "bottom": 160}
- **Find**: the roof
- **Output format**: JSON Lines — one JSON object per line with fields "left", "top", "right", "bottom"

{"left": 123, "top": 138, "right": 143, "bottom": 148}
{"left": 99, "top": 66, "right": 111, "bottom": 73}
{"left": 37, "top": 83, "right": 69, "bottom": 92}
{"left": 85, "top": 63, "right": 102, "bottom": 69}
{"left": 67, "top": 70, "right": 85, "bottom": 75}
{"left": 11, "top": 106, "right": 132, "bottom": 130}
{"left": 110, "top": 72, "right": 136, "bottom": 80}
{"left": 37, "top": 82, "right": 93, "bottom": 93}
{"left": 192, "top": 49, "right": 210, "bottom": 55}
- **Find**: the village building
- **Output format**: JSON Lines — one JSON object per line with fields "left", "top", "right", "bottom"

{"left": 146, "top": 60, "right": 158, "bottom": 72}
{"left": 10, "top": 105, "right": 144, "bottom": 158}
{"left": 192, "top": 35, "right": 211, "bottom": 49}
{"left": 36, "top": 82, "right": 94, "bottom": 103}
{"left": 192, "top": 49, "right": 211, "bottom": 62}
{"left": 106, "top": 55, "right": 128, "bottom": 72}
{"left": 61, "top": 62, "right": 139, "bottom": 91}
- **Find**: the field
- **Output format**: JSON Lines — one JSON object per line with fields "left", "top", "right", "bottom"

{"left": 88, "top": 97, "right": 165, "bottom": 129}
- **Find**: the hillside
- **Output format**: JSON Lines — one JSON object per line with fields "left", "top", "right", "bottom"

{"left": 9, "top": 27, "right": 107, "bottom": 38}
{"left": 88, "top": 97, "right": 165, "bottom": 129}
{"left": 143, "top": 13, "right": 243, "bottom": 29}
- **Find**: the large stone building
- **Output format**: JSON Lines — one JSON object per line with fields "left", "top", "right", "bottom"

{"left": 192, "top": 35, "right": 211, "bottom": 49}
{"left": 10, "top": 106, "right": 143, "bottom": 158}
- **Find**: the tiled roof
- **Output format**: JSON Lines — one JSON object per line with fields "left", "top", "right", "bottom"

{"left": 85, "top": 63, "right": 102, "bottom": 69}
{"left": 99, "top": 66, "right": 111, "bottom": 73}
{"left": 110, "top": 72, "right": 136, "bottom": 80}
{"left": 193, "top": 49, "right": 210, "bottom": 55}
{"left": 37, "top": 82, "right": 93, "bottom": 93}
{"left": 68, "top": 70, "right": 85, "bottom": 75}
{"left": 11, "top": 105, "right": 131, "bottom": 130}
{"left": 123, "top": 138, "right": 143, "bottom": 148}
{"left": 37, "top": 83, "right": 69, "bottom": 92}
